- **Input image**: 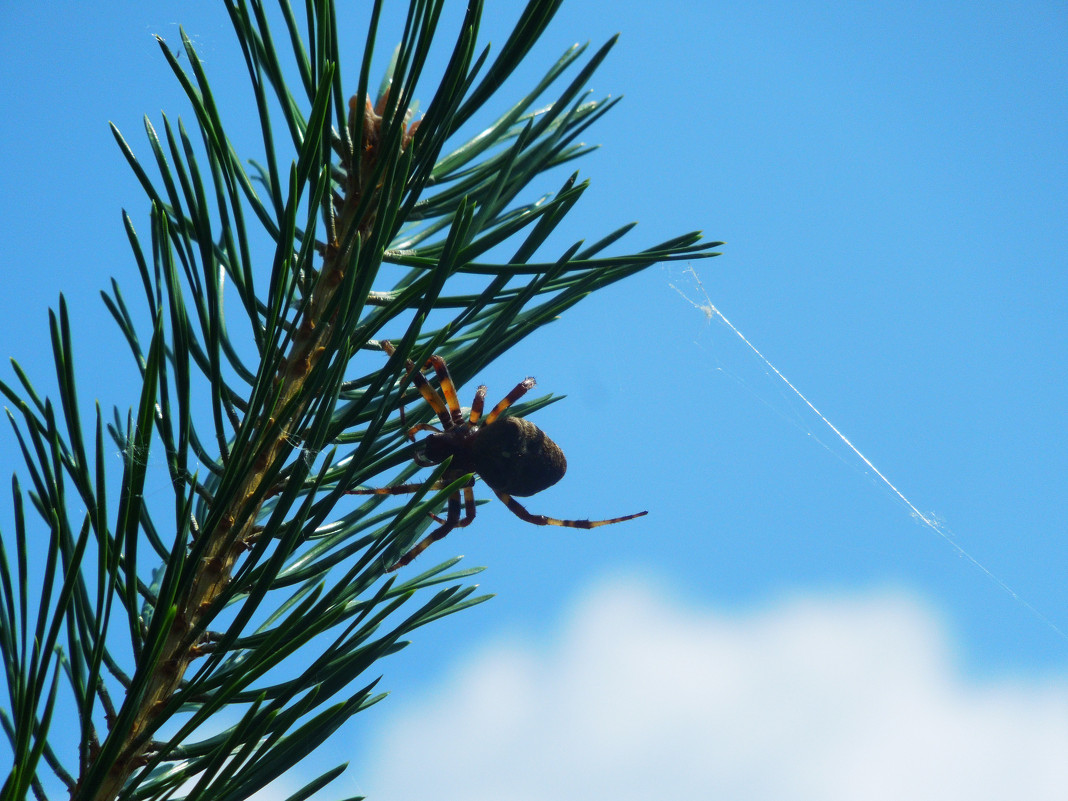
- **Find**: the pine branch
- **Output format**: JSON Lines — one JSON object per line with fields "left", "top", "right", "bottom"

{"left": 0, "top": 2, "right": 721, "bottom": 800}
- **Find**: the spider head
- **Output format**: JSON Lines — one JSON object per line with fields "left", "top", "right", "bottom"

{"left": 414, "top": 423, "right": 473, "bottom": 468}
{"left": 472, "top": 416, "right": 567, "bottom": 497}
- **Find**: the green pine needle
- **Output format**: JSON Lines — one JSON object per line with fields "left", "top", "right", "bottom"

{"left": 0, "top": 2, "right": 721, "bottom": 800}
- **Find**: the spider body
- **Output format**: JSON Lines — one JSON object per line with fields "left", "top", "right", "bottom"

{"left": 353, "top": 342, "right": 646, "bottom": 570}
{"left": 425, "top": 414, "right": 567, "bottom": 497}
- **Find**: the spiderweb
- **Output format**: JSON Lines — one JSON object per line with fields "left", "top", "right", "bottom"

{"left": 668, "top": 264, "right": 1065, "bottom": 641}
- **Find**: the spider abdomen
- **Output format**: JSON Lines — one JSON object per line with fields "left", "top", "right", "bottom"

{"left": 473, "top": 416, "right": 567, "bottom": 497}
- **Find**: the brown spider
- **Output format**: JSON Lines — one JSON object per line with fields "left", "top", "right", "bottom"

{"left": 352, "top": 342, "right": 647, "bottom": 570}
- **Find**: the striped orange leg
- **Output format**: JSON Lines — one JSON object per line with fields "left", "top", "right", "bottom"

{"left": 493, "top": 491, "right": 648, "bottom": 528}
{"left": 389, "top": 491, "right": 464, "bottom": 570}
{"left": 405, "top": 422, "right": 443, "bottom": 439}
{"left": 382, "top": 341, "right": 453, "bottom": 428}
{"left": 406, "top": 362, "right": 452, "bottom": 428}
{"left": 468, "top": 385, "right": 487, "bottom": 424}
{"left": 423, "top": 355, "right": 464, "bottom": 426}
{"left": 350, "top": 480, "right": 477, "bottom": 567}
{"left": 483, "top": 377, "right": 536, "bottom": 424}
{"left": 349, "top": 482, "right": 450, "bottom": 496}
{"left": 396, "top": 399, "right": 443, "bottom": 448}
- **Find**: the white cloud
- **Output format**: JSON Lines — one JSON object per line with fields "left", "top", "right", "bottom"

{"left": 359, "top": 578, "right": 1068, "bottom": 801}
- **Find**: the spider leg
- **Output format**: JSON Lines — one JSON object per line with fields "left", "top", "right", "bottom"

{"left": 405, "top": 423, "right": 445, "bottom": 467}
{"left": 468, "top": 385, "right": 488, "bottom": 424}
{"left": 406, "top": 422, "right": 443, "bottom": 441}
{"left": 483, "top": 377, "right": 536, "bottom": 424}
{"left": 457, "top": 484, "right": 477, "bottom": 526}
{"left": 493, "top": 491, "right": 648, "bottom": 528}
{"left": 348, "top": 481, "right": 450, "bottom": 495}
{"left": 430, "top": 482, "right": 477, "bottom": 526}
{"left": 389, "top": 490, "right": 462, "bottom": 570}
{"left": 406, "top": 359, "right": 453, "bottom": 428}
{"left": 382, "top": 341, "right": 452, "bottom": 428}
{"left": 424, "top": 355, "right": 464, "bottom": 426}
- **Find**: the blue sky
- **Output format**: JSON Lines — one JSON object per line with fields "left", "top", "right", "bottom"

{"left": 1, "top": 2, "right": 1066, "bottom": 798}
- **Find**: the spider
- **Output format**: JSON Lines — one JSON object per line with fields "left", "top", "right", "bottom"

{"left": 351, "top": 341, "right": 647, "bottom": 570}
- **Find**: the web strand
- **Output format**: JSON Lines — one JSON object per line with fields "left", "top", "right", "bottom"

{"left": 670, "top": 266, "right": 1065, "bottom": 641}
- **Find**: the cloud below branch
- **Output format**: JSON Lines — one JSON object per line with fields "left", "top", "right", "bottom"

{"left": 361, "top": 578, "right": 1068, "bottom": 800}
